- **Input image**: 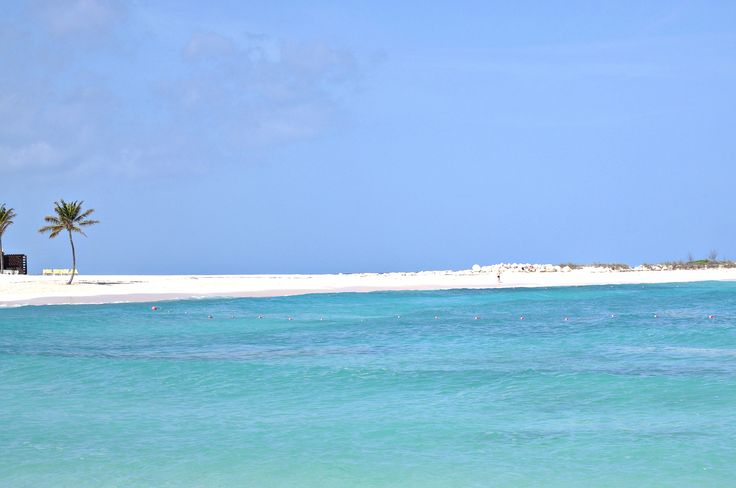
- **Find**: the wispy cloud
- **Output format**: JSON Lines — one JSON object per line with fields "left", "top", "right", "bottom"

{"left": 184, "top": 32, "right": 237, "bottom": 60}
{"left": 0, "top": 5, "right": 363, "bottom": 176}
{"left": 0, "top": 141, "right": 65, "bottom": 172}
{"left": 30, "top": 0, "right": 125, "bottom": 36}
{"left": 167, "top": 33, "right": 358, "bottom": 148}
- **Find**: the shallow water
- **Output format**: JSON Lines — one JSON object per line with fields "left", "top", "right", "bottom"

{"left": 2, "top": 282, "right": 735, "bottom": 487}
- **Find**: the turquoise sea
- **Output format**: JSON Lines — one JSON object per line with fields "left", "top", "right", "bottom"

{"left": 2, "top": 282, "right": 736, "bottom": 487}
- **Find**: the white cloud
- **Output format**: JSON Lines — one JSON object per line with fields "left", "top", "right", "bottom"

{"left": 184, "top": 32, "right": 236, "bottom": 60}
{"left": 0, "top": 7, "right": 363, "bottom": 177}
{"left": 0, "top": 142, "right": 64, "bottom": 172}
{"left": 31, "top": 0, "right": 124, "bottom": 36}
{"left": 164, "top": 33, "right": 360, "bottom": 151}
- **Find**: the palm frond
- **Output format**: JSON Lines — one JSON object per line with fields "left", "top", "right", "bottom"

{"left": 40, "top": 199, "right": 99, "bottom": 238}
{"left": 0, "top": 204, "right": 16, "bottom": 234}
{"left": 77, "top": 208, "right": 96, "bottom": 221}
{"left": 38, "top": 225, "right": 63, "bottom": 238}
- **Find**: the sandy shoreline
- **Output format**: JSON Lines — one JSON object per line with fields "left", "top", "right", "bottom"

{"left": 1, "top": 266, "right": 736, "bottom": 307}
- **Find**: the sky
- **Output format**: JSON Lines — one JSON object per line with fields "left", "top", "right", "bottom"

{"left": 1, "top": 0, "right": 735, "bottom": 274}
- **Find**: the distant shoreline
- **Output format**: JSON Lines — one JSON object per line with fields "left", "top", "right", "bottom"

{"left": 2, "top": 266, "right": 736, "bottom": 307}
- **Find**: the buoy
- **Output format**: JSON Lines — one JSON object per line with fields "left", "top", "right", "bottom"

{"left": 520, "top": 315, "right": 525, "bottom": 321}
{"left": 208, "top": 315, "right": 213, "bottom": 319}
{"left": 708, "top": 315, "right": 716, "bottom": 319}
{"left": 564, "top": 317, "right": 569, "bottom": 321}
{"left": 151, "top": 306, "right": 158, "bottom": 311}
{"left": 258, "top": 315, "right": 263, "bottom": 319}
{"left": 434, "top": 315, "right": 439, "bottom": 320}
{"left": 288, "top": 317, "right": 293, "bottom": 321}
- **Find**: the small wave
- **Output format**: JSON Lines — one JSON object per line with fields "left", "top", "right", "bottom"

{"left": 1, "top": 345, "right": 382, "bottom": 361}
{"left": 662, "top": 346, "right": 736, "bottom": 357}
{"left": 614, "top": 346, "right": 736, "bottom": 357}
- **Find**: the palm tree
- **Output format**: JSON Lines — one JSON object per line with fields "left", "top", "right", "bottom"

{"left": 0, "top": 204, "right": 17, "bottom": 274}
{"left": 39, "top": 200, "right": 99, "bottom": 284}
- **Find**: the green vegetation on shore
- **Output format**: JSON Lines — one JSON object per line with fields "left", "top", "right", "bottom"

{"left": 651, "top": 259, "right": 736, "bottom": 270}
{"left": 558, "top": 256, "right": 736, "bottom": 271}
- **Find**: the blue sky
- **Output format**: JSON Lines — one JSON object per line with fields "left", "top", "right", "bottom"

{"left": 1, "top": 1, "right": 735, "bottom": 274}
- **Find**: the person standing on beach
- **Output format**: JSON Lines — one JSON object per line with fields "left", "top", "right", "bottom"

{"left": 497, "top": 269, "right": 502, "bottom": 284}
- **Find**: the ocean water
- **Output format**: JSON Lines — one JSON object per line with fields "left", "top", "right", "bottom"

{"left": 1, "top": 282, "right": 735, "bottom": 487}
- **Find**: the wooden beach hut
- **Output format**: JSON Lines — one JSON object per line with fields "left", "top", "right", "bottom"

{"left": 1, "top": 253, "right": 27, "bottom": 274}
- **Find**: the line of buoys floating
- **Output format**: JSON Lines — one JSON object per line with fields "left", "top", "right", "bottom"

{"left": 149, "top": 309, "right": 724, "bottom": 322}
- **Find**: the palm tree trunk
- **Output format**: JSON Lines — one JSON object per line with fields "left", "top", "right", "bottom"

{"left": 68, "top": 230, "right": 76, "bottom": 285}
{"left": 0, "top": 235, "right": 4, "bottom": 274}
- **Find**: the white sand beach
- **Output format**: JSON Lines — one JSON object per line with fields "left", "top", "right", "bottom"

{"left": 2, "top": 265, "right": 735, "bottom": 306}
